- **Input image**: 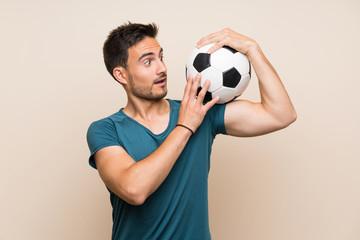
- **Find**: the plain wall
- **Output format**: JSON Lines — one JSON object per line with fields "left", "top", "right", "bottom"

{"left": 1, "top": 0, "right": 359, "bottom": 239}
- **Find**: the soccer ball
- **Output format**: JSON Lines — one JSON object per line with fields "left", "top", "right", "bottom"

{"left": 185, "top": 43, "right": 251, "bottom": 104}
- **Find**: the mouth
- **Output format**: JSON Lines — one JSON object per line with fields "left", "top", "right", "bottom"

{"left": 154, "top": 77, "right": 167, "bottom": 86}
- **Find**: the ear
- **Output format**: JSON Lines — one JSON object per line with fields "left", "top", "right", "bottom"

{"left": 113, "top": 66, "right": 128, "bottom": 85}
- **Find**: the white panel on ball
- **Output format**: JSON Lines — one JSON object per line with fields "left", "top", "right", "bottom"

{"left": 234, "top": 52, "right": 250, "bottom": 76}
{"left": 200, "top": 67, "right": 223, "bottom": 92}
{"left": 186, "top": 48, "right": 201, "bottom": 69}
{"left": 185, "top": 65, "right": 199, "bottom": 79}
{"left": 210, "top": 48, "right": 234, "bottom": 72}
{"left": 212, "top": 87, "right": 237, "bottom": 104}
{"left": 235, "top": 74, "right": 251, "bottom": 95}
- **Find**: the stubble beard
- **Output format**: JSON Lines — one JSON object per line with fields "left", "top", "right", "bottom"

{"left": 128, "top": 73, "right": 168, "bottom": 101}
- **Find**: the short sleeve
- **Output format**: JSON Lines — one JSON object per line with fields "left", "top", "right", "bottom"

{"left": 208, "top": 103, "right": 227, "bottom": 137}
{"left": 86, "top": 119, "right": 122, "bottom": 169}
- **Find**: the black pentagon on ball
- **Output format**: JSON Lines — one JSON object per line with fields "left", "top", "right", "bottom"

{"left": 197, "top": 87, "right": 213, "bottom": 102}
{"left": 230, "top": 94, "right": 241, "bottom": 102}
{"left": 222, "top": 45, "right": 237, "bottom": 54}
{"left": 193, "top": 53, "right": 211, "bottom": 72}
{"left": 223, "top": 67, "right": 241, "bottom": 88}
{"left": 249, "top": 61, "right": 252, "bottom": 77}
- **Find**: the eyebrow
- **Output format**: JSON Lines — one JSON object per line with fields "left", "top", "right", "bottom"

{"left": 138, "top": 48, "right": 163, "bottom": 62}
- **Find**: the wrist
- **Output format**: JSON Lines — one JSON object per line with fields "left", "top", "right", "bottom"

{"left": 175, "top": 124, "right": 194, "bottom": 136}
{"left": 245, "top": 41, "right": 261, "bottom": 58}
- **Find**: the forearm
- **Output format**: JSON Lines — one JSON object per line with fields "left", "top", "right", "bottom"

{"left": 247, "top": 45, "right": 297, "bottom": 123}
{"left": 122, "top": 126, "right": 191, "bottom": 204}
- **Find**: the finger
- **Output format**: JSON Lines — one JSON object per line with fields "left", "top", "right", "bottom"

{"left": 183, "top": 74, "right": 193, "bottom": 101}
{"left": 189, "top": 73, "right": 201, "bottom": 99}
{"left": 201, "top": 78, "right": 211, "bottom": 92}
{"left": 197, "top": 28, "right": 234, "bottom": 48}
{"left": 206, "top": 40, "right": 226, "bottom": 54}
{"left": 203, "top": 95, "right": 220, "bottom": 111}
{"left": 197, "top": 32, "right": 222, "bottom": 48}
{"left": 197, "top": 29, "right": 225, "bottom": 44}
{"left": 197, "top": 79, "right": 210, "bottom": 101}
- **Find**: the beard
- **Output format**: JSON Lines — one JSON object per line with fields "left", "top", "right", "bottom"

{"left": 128, "top": 73, "right": 168, "bottom": 101}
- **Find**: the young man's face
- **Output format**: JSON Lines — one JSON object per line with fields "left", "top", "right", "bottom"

{"left": 125, "top": 37, "right": 167, "bottom": 101}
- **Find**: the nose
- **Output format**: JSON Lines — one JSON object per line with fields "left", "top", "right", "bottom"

{"left": 157, "top": 59, "right": 167, "bottom": 75}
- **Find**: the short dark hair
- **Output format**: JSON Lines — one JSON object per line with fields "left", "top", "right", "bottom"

{"left": 103, "top": 22, "right": 159, "bottom": 79}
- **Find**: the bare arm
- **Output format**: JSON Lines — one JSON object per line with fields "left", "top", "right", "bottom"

{"left": 197, "top": 28, "right": 297, "bottom": 137}
{"left": 95, "top": 127, "right": 190, "bottom": 206}
{"left": 94, "top": 74, "right": 219, "bottom": 205}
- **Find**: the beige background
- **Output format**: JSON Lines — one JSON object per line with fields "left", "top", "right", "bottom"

{"left": 1, "top": 0, "right": 359, "bottom": 239}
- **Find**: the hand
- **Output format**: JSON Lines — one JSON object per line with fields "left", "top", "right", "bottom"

{"left": 178, "top": 73, "right": 219, "bottom": 134}
{"left": 196, "top": 28, "right": 259, "bottom": 56}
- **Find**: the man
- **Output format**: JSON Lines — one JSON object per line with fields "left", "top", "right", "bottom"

{"left": 87, "top": 22, "right": 296, "bottom": 239}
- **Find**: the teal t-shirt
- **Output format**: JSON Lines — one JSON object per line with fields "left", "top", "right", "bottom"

{"left": 86, "top": 99, "right": 226, "bottom": 240}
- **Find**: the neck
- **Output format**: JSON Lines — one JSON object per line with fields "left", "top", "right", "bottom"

{"left": 123, "top": 97, "right": 169, "bottom": 123}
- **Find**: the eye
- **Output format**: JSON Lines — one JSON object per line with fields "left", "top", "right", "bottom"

{"left": 160, "top": 55, "right": 164, "bottom": 61}
{"left": 144, "top": 59, "right": 151, "bottom": 66}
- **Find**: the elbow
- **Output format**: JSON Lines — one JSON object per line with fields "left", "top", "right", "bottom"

{"left": 279, "top": 109, "right": 297, "bottom": 129}
{"left": 288, "top": 109, "right": 297, "bottom": 125}
{"left": 127, "top": 196, "right": 146, "bottom": 206}
{"left": 128, "top": 195, "right": 146, "bottom": 206}
{"left": 122, "top": 185, "right": 148, "bottom": 206}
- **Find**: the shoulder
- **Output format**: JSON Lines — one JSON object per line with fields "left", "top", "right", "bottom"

{"left": 87, "top": 111, "right": 126, "bottom": 135}
{"left": 206, "top": 102, "right": 227, "bottom": 135}
{"left": 86, "top": 111, "right": 125, "bottom": 155}
{"left": 204, "top": 102, "right": 226, "bottom": 124}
